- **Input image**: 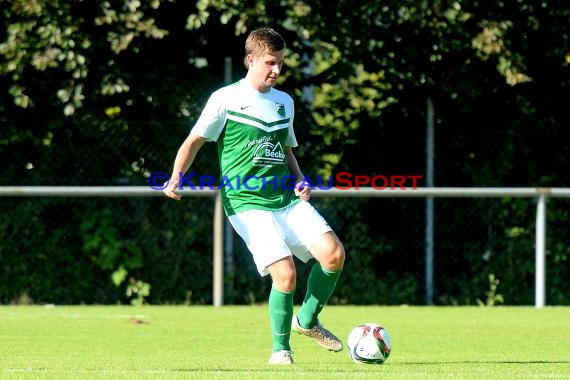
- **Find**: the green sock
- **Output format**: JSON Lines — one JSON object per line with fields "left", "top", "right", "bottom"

{"left": 268, "top": 286, "right": 294, "bottom": 352}
{"left": 297, "top": 264, "right": 341, "bottom": 328}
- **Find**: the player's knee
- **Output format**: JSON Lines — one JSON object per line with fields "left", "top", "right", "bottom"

{"left": 330, "top": 241, "right": 345, "bottom": 271}
{"left": 270, "top": 265, "right": 297, "bottom": 292}
{"left": 273, "top": 275, "right": 296, "bottom": 293}
{"left": 322, "top": 239, "right": 345, "bottom": 272}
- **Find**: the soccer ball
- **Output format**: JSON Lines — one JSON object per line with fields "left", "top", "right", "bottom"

{"left": 347, "top": 322, "right": 392, "bottom": 364}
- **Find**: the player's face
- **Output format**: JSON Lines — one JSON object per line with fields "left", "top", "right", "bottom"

{"left": 248, "top": 50, "right": 284, "bottom": 92}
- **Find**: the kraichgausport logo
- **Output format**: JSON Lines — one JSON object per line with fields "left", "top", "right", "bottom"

{"left": 148, "top": 172, "right": 422, "bottom": 191}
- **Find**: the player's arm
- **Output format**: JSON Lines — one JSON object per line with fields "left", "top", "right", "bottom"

{"left": 285, "top": 146, "right": 310, "bottom": 201}
{"left": 164, "top": 133, "right": 207, "bottom": 201}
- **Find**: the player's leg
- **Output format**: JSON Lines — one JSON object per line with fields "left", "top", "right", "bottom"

{"left": 281, "top": 202, "right": 345, "bottom": 351}
{"left": 292, "top": 231, "right": 344, "bottom": 351}
{"left": 227, "top": 210, "right": 295, "bottom": 364}
{"left": 297, "top": 231, "right": 344, "bottom": 327}
{"left": 266, "top": 257, "right": 296, "bottom": 364}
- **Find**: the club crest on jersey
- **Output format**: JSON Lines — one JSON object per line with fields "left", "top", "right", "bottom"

{"left": 275, "top": 102, "right": 285, "bottom": 117}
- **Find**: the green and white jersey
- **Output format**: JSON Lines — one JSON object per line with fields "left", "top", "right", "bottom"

{"left": 190, "top": 79, "right": 300, "bottom": 216}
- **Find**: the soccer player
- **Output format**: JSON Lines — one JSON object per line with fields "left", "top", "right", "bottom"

{"left": 163, "top": 27, "right": 345, "bottom": 365}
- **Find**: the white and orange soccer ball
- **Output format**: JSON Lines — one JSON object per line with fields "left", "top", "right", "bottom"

{"left": 347, "top": 322, "right": 392, "bottom": 364}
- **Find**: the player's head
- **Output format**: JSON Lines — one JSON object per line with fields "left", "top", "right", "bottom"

{"left": 243, "top": 27, "right": 286, "bottom": 92}
{"left": 243, "top": 27, "right": 286, "bottom": 69}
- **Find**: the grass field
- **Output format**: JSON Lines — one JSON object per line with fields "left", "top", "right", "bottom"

{"left": 0, "top": 305, "right": 568, "bottom": 379}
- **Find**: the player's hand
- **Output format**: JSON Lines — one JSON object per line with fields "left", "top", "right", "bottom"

{"left": 294, "top": 181, "right": 311, "bottom": 201}
{"left": 163, "top": 177, "right": 182, "bottom": 201}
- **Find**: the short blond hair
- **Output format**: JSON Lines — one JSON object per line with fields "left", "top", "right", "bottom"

{"left": 243, "top": 27, "right": 286, "bottom": 69}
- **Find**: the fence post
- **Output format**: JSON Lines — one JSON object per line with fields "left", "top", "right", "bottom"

{"left": 223, "top": 56, "right": 235, "bottom": 302}
{"left": 213, "top": 192, "right": 224, "bottom": 306}
{"left": 425, "top": 97, "right": 435, "bottom": 305}
{"left": 535, "top": 192, "right": 547, "bottom": 308}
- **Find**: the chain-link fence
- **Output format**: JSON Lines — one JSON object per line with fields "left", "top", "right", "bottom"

{"left": 1, "top": 188, "right": 569, "bottom": 306}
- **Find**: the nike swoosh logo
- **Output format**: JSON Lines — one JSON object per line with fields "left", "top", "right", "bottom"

{"left": 240, "top": 105, "right": 251, "bottom": 110}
